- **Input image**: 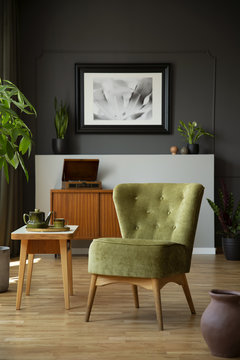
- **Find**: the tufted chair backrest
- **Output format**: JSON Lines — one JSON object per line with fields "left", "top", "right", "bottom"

{"left": 113, "top": 183, "right": 204, "bottom": 253}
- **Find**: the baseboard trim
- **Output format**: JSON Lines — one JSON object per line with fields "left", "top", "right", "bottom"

{"left": 71, "top": 247, "right": 216, "bottom": 255}
{"left": 193, "top": 248, "right": 216, "bottom": 254}
{"left": 72, "top": 248, "right": 89, "bottom": 255}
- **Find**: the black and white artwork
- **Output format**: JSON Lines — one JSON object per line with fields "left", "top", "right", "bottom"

{"left": 75, "top": 64, "right": 170, "bottom": 133}
{"left": 93, "top": 77, "right": 152, "bottom": 122}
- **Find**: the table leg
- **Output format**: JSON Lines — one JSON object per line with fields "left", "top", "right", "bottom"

{"left": 59, "top": 239, "right": 70, "bottom": 309}
{"left": 16, "top": 239, "right": 28, "bottom": 310}
{"left": 68, "top": 241, "right": 73, "bottom": 296}
{"left": 26, "top": 254, "right": 34, "bottom": 296}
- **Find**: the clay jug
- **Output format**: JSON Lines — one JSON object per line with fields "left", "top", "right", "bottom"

{"left": 200, "top": 289, "right": 240, "bottom": 358}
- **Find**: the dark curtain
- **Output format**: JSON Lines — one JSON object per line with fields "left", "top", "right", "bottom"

{"left": 0, "top": 0, "right": 22, "bottom": 257}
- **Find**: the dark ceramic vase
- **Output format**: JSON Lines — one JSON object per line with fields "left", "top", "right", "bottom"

{"left": 52, "top": 138, "right": 68, "bottom": 154}
{"left": 201, "top": 289, "right": 240, "bottom": 358}
{"left": 222, "top": 237, "right": 240, "bottom": 261}
{"left": 187, "top": 144, "right": 199, "bottom": 154}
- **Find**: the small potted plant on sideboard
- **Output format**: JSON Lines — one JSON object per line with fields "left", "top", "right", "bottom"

{"left": 177, "top": 121, "right": 214, "bottom": 154}
{"left": 52, "top": 97, "right": 69, "bottom": 154}
{"left": 207, "top": 181, "right": 240, "bottom": 260}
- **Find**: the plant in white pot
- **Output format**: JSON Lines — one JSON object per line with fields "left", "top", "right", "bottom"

{"left": 52, "top": 97, "right": 69, "bottom": 154}
{"left": 177, "top": 121, "right": 214, "bottom": 154}
{"left": 0, "top": 78, "right": 36, "bottom": 292}
{"left": 207, "top": 181, "right": 240, "bottom": 260}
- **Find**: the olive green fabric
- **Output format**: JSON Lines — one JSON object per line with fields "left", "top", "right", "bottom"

{"left": 88, "top": 183, "right": 204, "bottom": 279}
{"left": 89, "top": 238, "right": 188, "bottom": 278}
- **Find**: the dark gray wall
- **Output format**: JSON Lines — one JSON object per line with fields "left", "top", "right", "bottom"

{"left": 19, "top": 0, "right": 240, "bottom": 245}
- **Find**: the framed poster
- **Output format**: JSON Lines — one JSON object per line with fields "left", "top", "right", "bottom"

{"left": 75, "top": 63, "right": 170, "bottom": 133}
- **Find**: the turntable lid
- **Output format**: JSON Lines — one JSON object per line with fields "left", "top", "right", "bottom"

{"left": 62, "top": 159, "right": 99, "bottom": 181}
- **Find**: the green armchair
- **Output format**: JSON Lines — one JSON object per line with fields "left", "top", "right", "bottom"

{"left": 85, "top": 183, "right": 204, "bottom": 330}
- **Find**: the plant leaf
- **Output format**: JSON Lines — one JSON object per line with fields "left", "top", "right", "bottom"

{"left": 17, "top": 152, "right": 29, "bottom": 182}
{"left": 6, "top": 140, "right": 15, "bottom": 160}
{"left": 3, "top": 158, "right": 9, "bottom": 183}
{"left": 19, "top": 136, "right": 32, "bottom": 155}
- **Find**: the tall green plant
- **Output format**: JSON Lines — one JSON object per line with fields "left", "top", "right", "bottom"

{"left": 0, "top": 79, "right": 36, "bottom": 182}
{"left": 207, "top": 181, "right": 240, "bottom": 238}
{"left": 54, "top": 97, "right": 68, "bottom": 139}
{"left": 178, "top": 121, "right": 213, "bottom": 144}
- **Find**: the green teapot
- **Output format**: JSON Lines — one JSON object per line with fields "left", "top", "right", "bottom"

{"left": 23, "top": 209, "right": 52, "bottom": 229}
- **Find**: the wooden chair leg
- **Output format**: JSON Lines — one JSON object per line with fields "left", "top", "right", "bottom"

{"left": 152, "top": 279, "right": 163, "bottom": 330}
{"left": 181, "top": 274, "right": 196, "bottom": 314}
{"left": 26, "top": 254, "right": 34, "bottom": 296}
{"left": 132, "top": 285, "right": 139, "bottom": 308}
{"left": 85, "top": 274, "right": 98, "bottom": 322}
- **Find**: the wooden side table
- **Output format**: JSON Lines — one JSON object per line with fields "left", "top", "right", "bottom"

{"left": 11, "top": 225, "right": 78, "bottom": 310}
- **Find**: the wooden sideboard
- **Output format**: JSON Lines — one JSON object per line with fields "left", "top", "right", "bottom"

{"left": 50, "top": 189, "right": 121, "bottom": 240}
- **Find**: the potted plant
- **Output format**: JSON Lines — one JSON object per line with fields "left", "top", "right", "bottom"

{"left": 177, "top": 121, "right": 214, "bottom": 154}
{"left": 52, "top": 97, "right": 69, "bottom": 154}
{"left": 207, "top": 181, "right": 240, "bottom": 260}
{"left": 0, "top": 78, "right": 36, "bottom": 292}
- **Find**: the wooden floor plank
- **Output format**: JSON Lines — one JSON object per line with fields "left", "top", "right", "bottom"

{"left": 0, "top": 254, "right": 240, "bottom": 360}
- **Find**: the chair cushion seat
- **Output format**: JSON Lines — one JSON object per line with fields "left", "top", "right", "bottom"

{"left": 88, "top": 237, "right": 189, "bottom": 278}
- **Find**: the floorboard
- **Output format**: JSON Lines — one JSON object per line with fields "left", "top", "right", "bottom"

{"left": 0, "top": 254, "right": 239, "bottom": 360}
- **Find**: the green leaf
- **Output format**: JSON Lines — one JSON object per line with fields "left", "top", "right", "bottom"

{"left": 17, "top": 153, "right": 29, "bottom": 182}
{"left": 12, "top": 128, "right": 26, "bottom": 143}
{"left": 3, "top": 159, "right": 9, "bottom": 183}
{"left": 0, "top": 157, "right": 4, "bottom": 170}
{"left": 15, "top": 118, "right": 32, "bottom": 134}
{"left": 0, "top": 103, "right": 17, "bottom": 117}
{"left": 6, "top": 140, "right": 15, "bottom": 160}
{"left": 19, "top": 136, "right": 32, "bottom": 155}
{"left": 28, "top": 142, "right": 32, "bottom": 157}
{"left": 207, "top": 198, "right": 220, "bottom": 216}
{"left": 6, "top": 152, "right": 19, "bottom": 169}
{"left": 0, "top": 135, "right": 7, "bottom": 155}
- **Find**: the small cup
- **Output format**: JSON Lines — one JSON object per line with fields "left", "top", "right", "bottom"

{"left": 53, "top": 218, "right": 65, "bottom": 228}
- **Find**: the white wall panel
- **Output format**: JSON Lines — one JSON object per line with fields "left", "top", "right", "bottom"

{"left": 36, "top": 154, "right": 214, "bottom": 252}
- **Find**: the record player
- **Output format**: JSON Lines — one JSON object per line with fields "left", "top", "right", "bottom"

{"left": 62, "top": 159, "right": 102, "bottom": 189}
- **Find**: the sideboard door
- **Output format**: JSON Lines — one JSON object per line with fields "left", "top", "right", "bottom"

{"left": 51, "top": 191, "right": 99, "bottom": 239}
{"left": 99, "top": 192, "right": 121, "bottom": 237}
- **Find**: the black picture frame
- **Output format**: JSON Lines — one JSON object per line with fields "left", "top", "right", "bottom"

{"left": 75, "top": 63, "right": 170, "bottom": 133}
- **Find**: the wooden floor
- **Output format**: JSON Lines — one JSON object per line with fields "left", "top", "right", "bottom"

{"left": 0, "top": 254, "right": 240, "bottom": 360}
